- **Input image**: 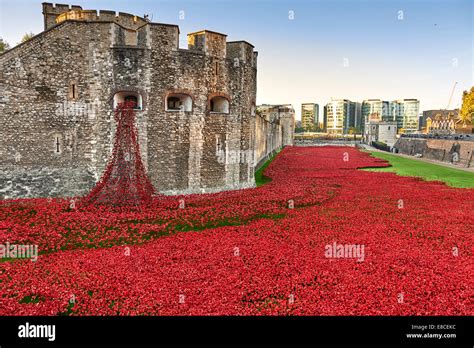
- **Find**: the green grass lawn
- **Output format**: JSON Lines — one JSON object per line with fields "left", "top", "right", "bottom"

{"left": 255, "top": 150, "right": 280, "bottom": 186}
{"left": 361, "top": 151, "right": 474, "bottom": 188}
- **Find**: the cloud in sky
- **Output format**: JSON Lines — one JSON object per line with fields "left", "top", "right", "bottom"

{"left": 1, "top": 0, "right": 472, "bottom": 119}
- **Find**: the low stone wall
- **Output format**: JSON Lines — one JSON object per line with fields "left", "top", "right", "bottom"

{"left": 0, "top": 166, "right": 96, "bottom": 199}
{"left": 394, "top": 138, "right": 474, "bottom": 167}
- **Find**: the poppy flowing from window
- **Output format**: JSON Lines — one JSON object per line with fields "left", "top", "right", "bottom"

{"left": 81, "top": 101, "right": 154, "bottom": 207}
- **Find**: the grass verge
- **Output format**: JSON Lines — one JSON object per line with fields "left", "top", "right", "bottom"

{"left": 255, "top": 150, "right": 280, "bottom": 186}
{"left": 361, "top": 151, "right": 474, "bottom": 188}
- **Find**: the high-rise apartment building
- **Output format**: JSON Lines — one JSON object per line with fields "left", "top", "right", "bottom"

{"left": 361, "top": 99, "right": 420, "bottom": 133}
{"left": 392, "top": 99, "right": 420, "bottom": 133}
{"left": 325, "top": 99, "right": 361, "bottom": 134}
{"left": 315, "top": 104, "right": 321, "bottom": 128}
{"left": 361, "top": 99, "right": 391, "bottom": 123}
{"left": 301, "top": 103, "right": 320, "bottom": 130}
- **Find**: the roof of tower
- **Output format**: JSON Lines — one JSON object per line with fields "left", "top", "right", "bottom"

{"left": 227, "top": 40, "right": 255, "bottom": 48}
{"left": 187, "top": 30, "right": 227, "bottom": 37}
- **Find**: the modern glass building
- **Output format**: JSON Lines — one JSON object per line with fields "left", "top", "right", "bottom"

{"left": 301, "top": 103, "right": 320, "bottom": 130}
{"left": 392, "top": 99, "right": 420, "bottom": 133}
{"left": 361, "top": 99, "right": 391, "bottom": 124}
{"left": 361, "top": 99, "right": 420, "bottom": 133}
{"left": 325, "top": 99, "right": 361, "bottom": 134}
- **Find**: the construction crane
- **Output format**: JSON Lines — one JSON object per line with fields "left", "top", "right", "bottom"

{"left": 446, "top": 82, "right": 458, "bottom": 109}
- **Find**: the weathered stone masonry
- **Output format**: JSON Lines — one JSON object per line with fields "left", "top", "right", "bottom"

{"left": 255, "top": 104, "right": 295, "bottom": 169}
{"left": 0, "top": 3, "right": 295, "bottom": 199}
{"left": 395, "top": 138, "right": 474, "bottom": 167}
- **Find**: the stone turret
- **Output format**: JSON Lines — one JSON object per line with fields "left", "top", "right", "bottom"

{"left": 187, "top": 30, "right": 227, "bottom": 58}
{"left": 226, "top": 41, "right": 258, "bottom": 69}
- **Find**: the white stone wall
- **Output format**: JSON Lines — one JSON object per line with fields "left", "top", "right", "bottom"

{"left": 378, "top": 124, "right": 397, "bottom": 147}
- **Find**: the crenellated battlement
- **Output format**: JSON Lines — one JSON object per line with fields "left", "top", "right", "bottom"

{"left": 42, "top": 3, "right": 81, "bottom": 30}
{"left": 40, "top": 4, "right": 257, "bottom": 61}
{"left": 185, "top": 31, "right": 257, "bottom": 63}
{"left": 42, "top": 3, "right": 148, "bottom": 31}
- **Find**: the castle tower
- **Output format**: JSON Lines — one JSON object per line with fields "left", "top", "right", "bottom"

{"left": 42, "top": 3, "right": 83, "bottom": 30}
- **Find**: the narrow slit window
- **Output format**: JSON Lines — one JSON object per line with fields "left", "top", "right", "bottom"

{"left": 54, "top": 135, "right": 62, "bottom": 154}
{"left": 68, "top": 81, "right": 78, "bottom": 100}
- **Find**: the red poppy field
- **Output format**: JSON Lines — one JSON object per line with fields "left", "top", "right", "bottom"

{"left": 0, "top": 146, "right": 472, "bottom": 315}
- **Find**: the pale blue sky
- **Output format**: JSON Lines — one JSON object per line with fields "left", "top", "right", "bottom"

{"left": 1, "top": 0, "right": 472, "bottom": 119}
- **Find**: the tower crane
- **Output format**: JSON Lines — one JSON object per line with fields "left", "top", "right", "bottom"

{"left": 446, "top": 82, "right": 458, "bottom": 109}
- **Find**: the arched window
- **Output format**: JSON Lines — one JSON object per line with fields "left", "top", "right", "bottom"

{"left": 167, "top": 97, "right": 180, "bottom": 110}
{"left": 113, "top": 91, "right": 142, "bottom": 109}
{"left": 166, "top": 93, "right": 192, "bottom": 111}
{"left": 210, "top": 96, "right": 229, "bottom": 114}
{"left": 124, "top": 95, "right": 138, "bottom": 107}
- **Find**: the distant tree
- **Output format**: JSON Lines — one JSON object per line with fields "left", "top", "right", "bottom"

{"left": 20, "top": 32, "right": 35, "bottom": 43}
{"left": 0, "top": 37, "right": 10, "bottom": 53}
{"left": 347, "top": 127, "right": 361, "bottom": 135}
{"left": 459, "top": 87, "right": 474, "bottom": 126}
{"left": 311, "top": 124, "right": 323, "bottom": 132}
{"left": 302, "top": 124, "right": 324, "bottom": 133}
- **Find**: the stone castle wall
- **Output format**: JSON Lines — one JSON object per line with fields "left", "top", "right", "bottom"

{"left": 395, "top": 138, "right": 474, "bottom": 167}
{"left": 0, "top": 4, "right": 267, "bottom": 199}
{"left": 255, "top": 105, "right": 295, "bottom": 169}
{"left": 42, "top": 3, "right": 149, "bottom": 31}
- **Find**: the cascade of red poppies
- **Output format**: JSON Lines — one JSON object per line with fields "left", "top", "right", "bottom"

{"left": 81, "top": 101, "right": 155, "bottom": 206}
{"left": 1, "top": 146, "right": 472, "bottom": 315}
